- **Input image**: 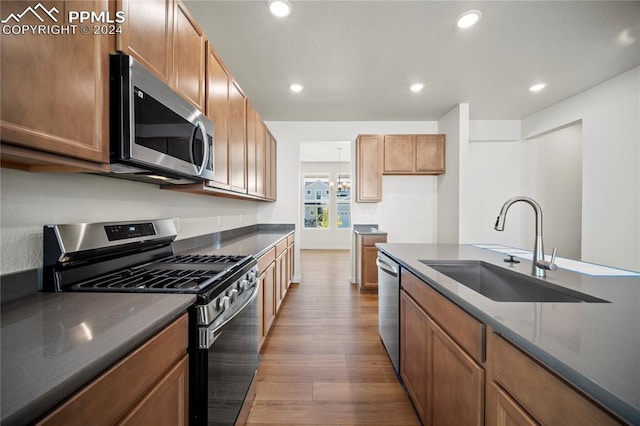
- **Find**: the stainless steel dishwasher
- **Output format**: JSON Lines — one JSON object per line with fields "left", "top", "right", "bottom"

{"left": 377, "top": 251, "right": 400, "bottom": 375}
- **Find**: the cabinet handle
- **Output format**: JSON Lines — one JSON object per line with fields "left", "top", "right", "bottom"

{"left": 376, "top": 257, "right": 398, "bottom": 277}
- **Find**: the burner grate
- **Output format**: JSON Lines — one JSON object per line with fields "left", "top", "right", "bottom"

{"left": 74, "top": 267, "right": 218, "bottom": 291}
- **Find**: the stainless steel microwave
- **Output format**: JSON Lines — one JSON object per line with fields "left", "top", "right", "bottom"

{"left": 107, "top": 54, "right": 214, "bottom": 184}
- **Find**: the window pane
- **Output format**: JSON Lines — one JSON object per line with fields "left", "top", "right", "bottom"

{"left": 304, "top": 176, "right": 330, "bottom": 229}
{"left": 337, "top": 173, "right": 351, "bottom": 229}
{"left": 336, "top": 174, "right": 351, "bottom": 200}
{"left": 337, "top": 202, "right": 351, "bottom": 229}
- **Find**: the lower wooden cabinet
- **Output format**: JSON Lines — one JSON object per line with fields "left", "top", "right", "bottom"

{"left": 37, "top": 314, "right": 189, "bottom": 425}
{"left": 487, "top": 331, "right": 620, "bottom": 426}
{"left": 257, "top": 233, "right": 295, "bottom": 351}
{"left": 399, "top": 270, "right": 625, "bottom": 426}
{"left": 400, "top": 290, "right": 483, "bottom": 426}
{"left": 355, "top": 233, "right": 387, "bottom": 292}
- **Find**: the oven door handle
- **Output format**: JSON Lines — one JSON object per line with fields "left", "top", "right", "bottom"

{"left": 199, "top": 281, "right": 260, "bottom": 349}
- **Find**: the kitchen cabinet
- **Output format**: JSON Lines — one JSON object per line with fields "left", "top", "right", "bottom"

{"left": 205, "top": 45, "right": 231, "bottom": 190}
{"left": 37, "top": 314, "right": 189, "bottom": 425}
{"left": 356, "top": 135, "right": 383, "bottom": 202}
{"left": 229, "top": 80, "right": 248, "bottom": 194}
{"left": 487, "top": 331, "right": 620, "bottom": 426}
{"left": 383, "top": 134, "right": 445, "bottom": 175}
{"left": 256, "top": 233, "right": 295, "bottom": 351}
{"left": 247, "top": 102, "right": 266, "bottom": 198}
{"left": 286, "top": 233, "right": 295, "bottom": 290}
{"left": 400, "top": 270, "right": 484, "bottom": 426}
{"left": 354, "top": 232, "right": 387, "bottom": 292}
{"left": 265, "top": 131, "right": 278, "bottom": 201}
{"left": 117, "top": 0, "right": 206, "bottom": 111}
{"left": 1, "top": 0, "right": 110, "bottom": 172}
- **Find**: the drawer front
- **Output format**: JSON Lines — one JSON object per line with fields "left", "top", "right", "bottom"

{"left": 401, "top": 270, "right": 485, "bottom": 362}
{"left": 38, "top": 314, "right": 188, "bottom": 426}
{"left": 489, "top": 332, "right": 620, "bottom": 426}
{"left": 287, "top": 233, "right": 294, "bottom": 246}
{"left": 257, "top": 247, "right": 276, "bottom": 272}
{"left": 362, "top": 234, "right": 386, "bottom": 246}
{"left": 275, "top": 239, "right": 288, "bottom": 257}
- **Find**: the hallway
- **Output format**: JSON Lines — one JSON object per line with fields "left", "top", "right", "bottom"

{"left": 247, "top": 250, "right": 419, "bottom": 425}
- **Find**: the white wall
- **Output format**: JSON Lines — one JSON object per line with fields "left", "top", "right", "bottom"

{"left": 437, "top": 104, "right": 469, "bottom": 243}
{"left": 0, "top": 168, "right": 259, "bottom": 275}
{"left": 522, "top": 67, "right": 640, "bottom": 271}
{"left": 520, "top": 123, "right": 583, "bottom": 260}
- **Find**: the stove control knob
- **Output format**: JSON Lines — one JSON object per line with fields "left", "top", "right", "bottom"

{"left": 229, "top": 288, "right": 238, "bottom": 302}
{"left": 240, "top": 280, "right": 249, "bottom": 291}
{"left": 221, "top": 296, "right": 231, "bottom": 311}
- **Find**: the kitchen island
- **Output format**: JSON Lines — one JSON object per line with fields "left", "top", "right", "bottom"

{"left": 378, "top": 243, "right": 640, "bottom": 424}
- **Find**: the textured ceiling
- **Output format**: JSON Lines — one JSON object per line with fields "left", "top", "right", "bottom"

{"left": 185, "top": 1, "right": 640, "bottom": 121}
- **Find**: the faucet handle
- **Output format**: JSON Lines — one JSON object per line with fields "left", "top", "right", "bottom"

{"left": 535, "top": 248, "right": 558, "bottom": 271}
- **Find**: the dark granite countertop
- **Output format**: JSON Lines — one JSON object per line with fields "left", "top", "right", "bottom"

{"left": 173, "top": 224, "right": 295, "bottom": 259}
{"left": 377, "top": 243, "right": 640, "bottom": 424}
{"left": 353, "top": 224, "right": 387, "bottom": 236}
{"left": 0, "top": 291, "right": 195, "bottom": 425}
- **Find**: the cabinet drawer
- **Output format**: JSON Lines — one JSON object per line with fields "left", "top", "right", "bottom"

{"left": 275, "top": 239, "right": 288, "bottom": 257}
{"left": 489, "top": 332, "right": 620, "bottom": 425}
{"left": 257, "top": 247, "right": 276, "bottom": 272}
{"left": 401, "top": 270, "right": 484, "bottom": 362}
{"left": 38, "top": 314, "right": 188, "bottom": 425}
{"left": 362, "top": 234, "right": 386, "bottom": 246}
{"left": 287, "top": 233, "right": 295, "bottom": 246}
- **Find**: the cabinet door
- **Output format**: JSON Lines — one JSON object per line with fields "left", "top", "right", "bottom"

{"left": 383, "top": 135, "right": 414, "bottom": 173}
{"left": 229, "top": 81, "right": 247, "bottom": 193}
{"left": 255, "top": 119, "right": 266, "bottom": 197}
{"left": 400, "top": 291, "right": 429, "bottom": 422}
{"left": 356, "top": 135, "right": 382, "bottom": 202}
{"left": 361, "top": 246, "right": 380, "bottom": 291}
{"left": 246, "top": 103, "right": 257, "bottom": 195}
{"left": 287, "top": 242, "right": 294, "bottom": 288}
{"left": 205, "top": 47, "right": 230, "bottom": 190}
{"left": 172, "top": 0, "right": 206, "bottom": 110}
{"left": 415, "top": 135, "right": 445, "bottom": 174}
{"left": 117, "top": 0, "right": 173, "bottom": 84}
{"left": 268, "top": 133, "right": 277, "bottom": 200}
{"left": 427, "top": 317, "right": 484, "bottom": 426}
{"left": 119, "top": 355, "right": 189, "bottom": 425}
{"left": 275, "top": 253, "right": 284, "bottom": 312}
{"left": 261, "top": 262, "right": 276, "bottom": 341}
{"left": 487, "top": 382, "right": 539, "bottom": 426}
{"left": 1, "top": 0, "right": 109, "bottom": 167}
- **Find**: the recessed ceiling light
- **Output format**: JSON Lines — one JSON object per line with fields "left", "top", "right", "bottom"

{"left": 269, "top": 0, "right": 292, "bottom": 17}
{"left": 456, "top": 10, "right": 481, "bottom": 29}
{"left": 290, "top": 83, "right": 304, "bottom": 93}
{"left": 529, "top": 82, "right": 548, "bottom": 92}
{"left": 410, "top": 83, "right": 425, "bottom": 93}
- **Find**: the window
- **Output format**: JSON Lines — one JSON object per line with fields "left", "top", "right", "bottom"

{"left": 304, "top": 175, "right": 330, "bottom": 228}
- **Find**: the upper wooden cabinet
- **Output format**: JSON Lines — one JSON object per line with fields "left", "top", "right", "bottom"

{"left": 1, "top": 0, "right": 110, "bottom": 171}
{"left": 117, "top": 0, "right": 206, "bottom": 111}
{"left": 265, "top": 131, "right": 277, "bottom": 201}
{"left": 116, "top": 0, "right": 173, "bottom": 84}
{"left": 383, "top": 134, "right": 445, "bottom": 175}
{"left": 205, "top": 46, "right": 231, "bottom": 190}
{"left": 172, "top": 0, "right": 206, "bottom": 111}
{"left": 228, "top": 80, "right": 248, "bottom": 193}
{"left": 356, "top": 135, "right": 383, "bottom": 202}
{"left": 246, "top": 102, "right": 266, "bottom": 198}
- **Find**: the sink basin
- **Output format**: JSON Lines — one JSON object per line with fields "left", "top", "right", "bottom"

{"left": 419, "top": 260, "right": 609, "bottom": 303}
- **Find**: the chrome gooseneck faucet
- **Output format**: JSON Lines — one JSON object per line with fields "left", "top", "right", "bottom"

{"left": 494, "top": 196, "right": 557, "bottom": 277}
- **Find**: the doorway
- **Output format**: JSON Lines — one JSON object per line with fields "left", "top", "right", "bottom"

{"left": 299, "top": 142, "right": 352, "bottom": 249}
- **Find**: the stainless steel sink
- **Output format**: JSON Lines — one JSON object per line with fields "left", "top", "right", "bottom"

{"left": 419, "top": 260, "right": 609, "bottom": 303}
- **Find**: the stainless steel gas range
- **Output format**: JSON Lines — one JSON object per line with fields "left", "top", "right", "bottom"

{"left": 42, "top": 219, "right": 260, "bottom": 426}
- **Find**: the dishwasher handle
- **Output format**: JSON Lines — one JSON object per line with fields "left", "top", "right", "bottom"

{"left": 376, "top": 257, "right": 398, "bottom": 277}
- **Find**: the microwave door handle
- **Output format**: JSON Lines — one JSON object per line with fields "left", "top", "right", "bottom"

{"left": 193, "top": 120, "right": 209, "bottom": 176}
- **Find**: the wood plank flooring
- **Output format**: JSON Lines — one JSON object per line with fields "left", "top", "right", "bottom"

{"left": 247, "top": 250, "right": 419, "bottom": 425}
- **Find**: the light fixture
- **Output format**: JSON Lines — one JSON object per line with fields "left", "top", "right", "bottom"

{"left": 336, "top": 147, "right": 351, "bottom": 194}
{"left": 456, "top": 10, "right": 481, "bottom": 29}
{"left": 269, "top": 0, "right": 292, "bottom": 17}
{"left": 529, "top": 82, "right": 548, "bottom": 92}
{"left": 410, "top": 82, "right": 425, "bottom": 93}
{"left": 290, "top": 83, "right": 304, "bottom": 93}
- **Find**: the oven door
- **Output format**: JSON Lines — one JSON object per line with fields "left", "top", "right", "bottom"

{"left": 191, "top": 281, "right": 260, "bottom": 426}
